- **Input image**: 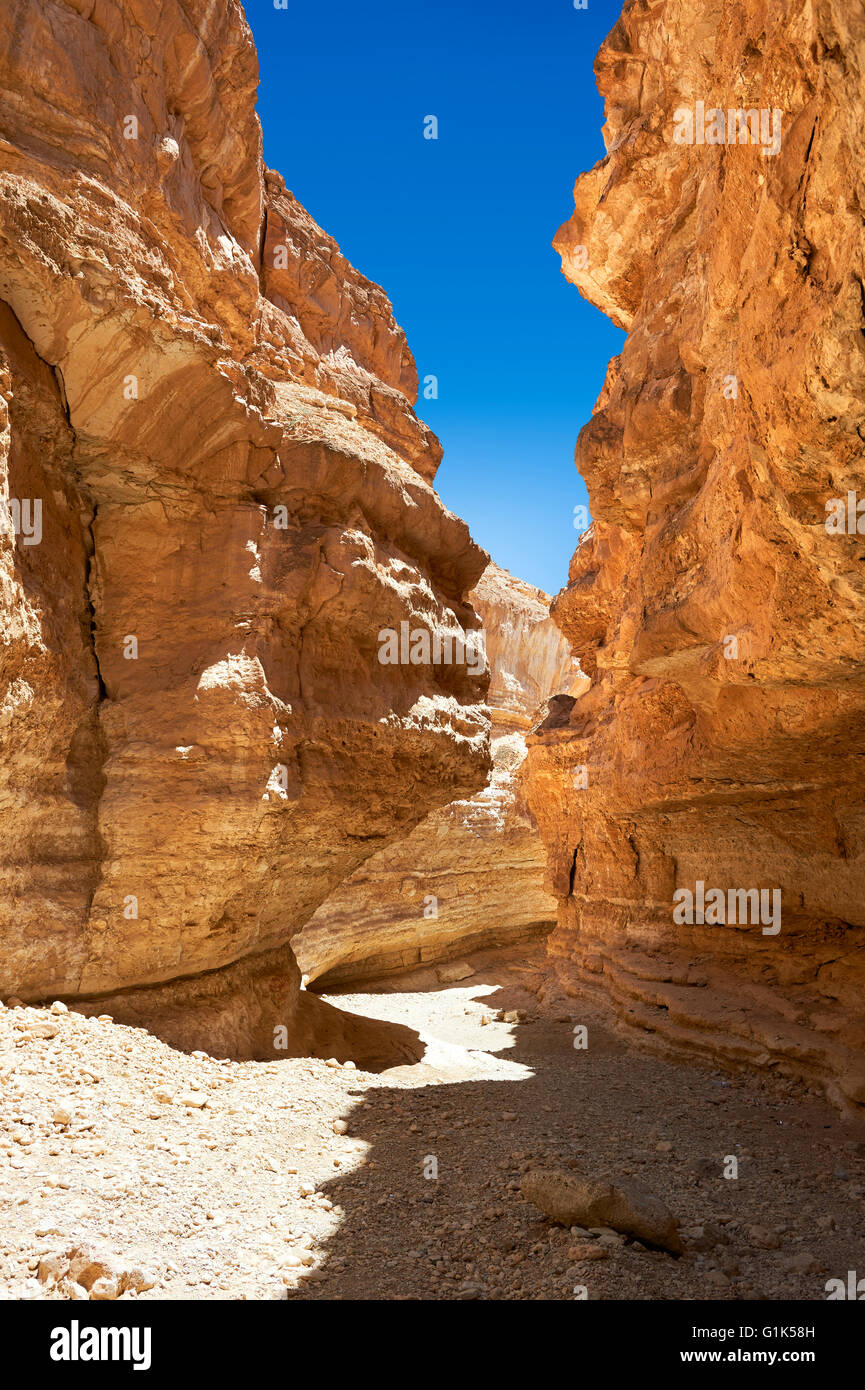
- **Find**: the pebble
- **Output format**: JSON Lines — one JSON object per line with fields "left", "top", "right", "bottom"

{"left": 568, "top": 1243, "right": 609, "bottom": 1262}
{"left": 0, "top": 976, "right": 860, "bottom": 1305}
{"left": 747, "top": 1225, "right": 781, "bottom": 1250}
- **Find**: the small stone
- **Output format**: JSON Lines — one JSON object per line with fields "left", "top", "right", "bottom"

{"left": 89, "top": 1277, "right": 119, "bottom": 1301}
{"left": 332, "top": 1119, "right": 348, "bottom": 1134}
{"left": 784, "top": 1252, "right": 817, "bottom": 1274}
{"left": 568, "top": 1243, "right": 609, "bottom": 1261}
{"left": 61, "top": 1280, "right": 89, "bottom": 1301}
{"left": 50, "top": 1001, "right": 68, "bottom": 1014}
{"left": 38, "top": 1255, "right": 68, "bottom": 1284}
{"left": 27, "top": 1021, "right": 58, "bottom": 1039}
{"left": 747, "top": 1225, "right": 781, "bottom": 1250}
{"left": 683, "top": 1224, "right": 725, "bottom": 1252}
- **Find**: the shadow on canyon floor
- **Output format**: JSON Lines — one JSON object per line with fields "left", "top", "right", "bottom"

{"left": 288, "top": 962, "right": 865, "bottom": 1301}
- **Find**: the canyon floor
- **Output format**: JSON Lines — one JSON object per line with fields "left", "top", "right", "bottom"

{"left": 1, "top": 946, "right": 863, "bottom": 1303}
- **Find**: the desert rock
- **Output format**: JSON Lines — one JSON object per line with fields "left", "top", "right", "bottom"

{"left": 0, "top": 0, "right": 489, "bottom": 1058}
{"left": 296, "top": 562, "right": 586, "bottom": 986}
{"left": 526, "top": 0, "right": 865, "bottom": 1112}
{"left": 520, "top": 1168, "right": 683, "bottom": 1254}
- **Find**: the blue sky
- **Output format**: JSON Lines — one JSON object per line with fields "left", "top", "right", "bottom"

{"left": 246, "top": 0, "right": 625, "bottom": 596}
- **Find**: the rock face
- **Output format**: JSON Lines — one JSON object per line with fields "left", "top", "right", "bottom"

{"left": 526, "top": 0, "right": 865, "bottom": 1111}
{"left": 472, "top": 563, "right": 586, "bottom": 734}
{"left": 0, "top": 0, "right": 489, "bottom": 1059}
{"left": 296, "top": 562, "right": 586, "bottom": 986}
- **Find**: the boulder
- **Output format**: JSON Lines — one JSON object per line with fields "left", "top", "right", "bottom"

{"left": 520, "top": 1169, "right": 682, "bottom": 1253}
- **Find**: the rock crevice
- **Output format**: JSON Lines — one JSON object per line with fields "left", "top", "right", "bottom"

{"left": 297, "top": 561, "right": 588, "bottom": 987}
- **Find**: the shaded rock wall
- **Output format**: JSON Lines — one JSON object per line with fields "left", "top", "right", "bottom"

{"left": 297, "top": 562, "right": 587, "bottom": 986}
{"left": 526, "top": 0, "right": 865, "bottom": 1111}
{"left": 0, "top": 0, "right": 489, "bottom": 1059}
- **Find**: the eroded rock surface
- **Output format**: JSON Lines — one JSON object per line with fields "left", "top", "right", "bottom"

{"left": 296, "top": 562, "right": 586, "bottom": 986}
{"left": 0, "top": 0, "right": 489, "bottom": 1058}
{"left": 527, "top": 0, "right": 865, "bottom": 1111}
{"left": 520, "top": 1168, "right": 683, "bottom": 1253}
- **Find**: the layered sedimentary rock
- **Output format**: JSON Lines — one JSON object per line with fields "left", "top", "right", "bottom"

{"left": 471, "top": 563, "right": 587, "bottom": 734}
{"left": 526, "top": 0, "right": 865, "bottom": 1110}
{"left": 297, "top": 562, "right": 586, "bottom": 986}
{"left": 0, "top": 0, "right": 489, "bottom": 1059}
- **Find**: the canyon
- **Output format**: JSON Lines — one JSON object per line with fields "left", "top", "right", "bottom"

{"left": 296, "top": 561, "right": 586, "bottom": 988}
{"left": 1, "top": 0, "right": 864, "bottom": 1308}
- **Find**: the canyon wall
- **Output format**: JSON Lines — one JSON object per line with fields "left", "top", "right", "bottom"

{"left": 297, "top": 561, "right": 587, "bottom": 986}
{"left": 0, "top": 0, "right": 490, "bottom": 1060}
{"left": 526, "top": 0, "right": 865, "bottom": 1111}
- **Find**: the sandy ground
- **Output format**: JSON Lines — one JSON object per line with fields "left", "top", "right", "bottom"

{"left": 1, "top": 945, "right": 864, "bottom": 1301}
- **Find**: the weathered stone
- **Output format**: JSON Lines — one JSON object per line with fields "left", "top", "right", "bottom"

{"left": 37, "top": 1255, "right": 67, "bottom": 1284}
{"left": 568, "top": 1242, "right": 609, "bottom": 1262}
{"left": 520, "top": 1168, "right": 682, "bottom": 1253}
{"left": 67, "top": 1245, "right": 114, "bottom": 1292}
{"left": 88, "top": 1277, "right": 120, "bottom": 1301}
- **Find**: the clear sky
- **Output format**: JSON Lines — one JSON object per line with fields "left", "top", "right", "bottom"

{"left": 246, "top": 0, "right": 625, "bottom": 597}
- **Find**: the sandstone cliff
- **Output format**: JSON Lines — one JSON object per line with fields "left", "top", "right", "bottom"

{"left": 297, "top": 562, "right": 587, "bottom": 986}
{"left": 0, "top": 0, "right": 490, "bottom": 1060}
{"left": 526, "top": 0, "right": 865, "bottom": 1111}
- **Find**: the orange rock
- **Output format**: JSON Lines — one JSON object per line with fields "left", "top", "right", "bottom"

{"left": 527, "top": 0, "right": 865, "bottom": 1111}
{"left": 0, "top": 0, "right": 488, "bottom": 1059}
{"left": 296, "top": 562, "right": 587, "bottom": 986}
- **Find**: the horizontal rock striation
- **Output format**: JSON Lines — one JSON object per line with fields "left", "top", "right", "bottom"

{"left": 526, "top": 0, "right": 865, "bottom": 1111}
{"left": 296, "top": 562, "right": 587, "bottom": 986}
{"left": 0, "top": 0, "right": 489, "bottom": 1059}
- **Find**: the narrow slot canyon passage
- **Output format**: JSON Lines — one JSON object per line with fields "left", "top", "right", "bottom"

{"left": 1, "top": 0, "right": 864, "bottom": 1320}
